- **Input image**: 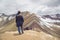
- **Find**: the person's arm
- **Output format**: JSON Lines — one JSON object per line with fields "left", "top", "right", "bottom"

{"left": 22, "top": 16, "right": 24, "bottom": 22}
{"left": 16, "top": 16, "right": 17, "bottom": 23}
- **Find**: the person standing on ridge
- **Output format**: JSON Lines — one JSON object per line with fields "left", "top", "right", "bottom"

{"left": 16, "top": 11, "right": 24, "bottom": 34}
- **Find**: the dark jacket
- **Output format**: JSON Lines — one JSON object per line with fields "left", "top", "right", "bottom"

{"left": 16, "top": 15, "right": 24, "bottom": 27}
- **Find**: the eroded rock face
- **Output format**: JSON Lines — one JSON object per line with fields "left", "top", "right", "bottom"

{"left": 24, "top": 22, "right": 41, "bottom": 32}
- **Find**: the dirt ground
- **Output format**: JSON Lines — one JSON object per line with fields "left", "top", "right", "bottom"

{"left": 0, "top": 30, "right": 60, "bottom": 40}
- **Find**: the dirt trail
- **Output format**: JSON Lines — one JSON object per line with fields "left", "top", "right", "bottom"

{"left": 1, "top": 30, "right": 60, "bottom": 40}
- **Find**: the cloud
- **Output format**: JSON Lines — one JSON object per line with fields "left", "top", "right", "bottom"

{"left": 0, "top": 0, "right": 60, "bottom": 15}
{"left": 30, "top": 0, "right": 60, "bottom": 7}
{"left": 0, "top": 0, "right": 18, "bottom": 15}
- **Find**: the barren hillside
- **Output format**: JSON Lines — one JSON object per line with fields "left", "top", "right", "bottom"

{"left": 0, "top": 12, "right": 60, "bottom": 40}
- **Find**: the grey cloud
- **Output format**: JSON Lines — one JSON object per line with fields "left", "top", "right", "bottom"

{"left": 0, "top": 0, "right": 19, "bottom": 15}
{"left": 37, "top": 6, "right": 60, "bottom": 15}
{"left": 46, "top": 0, "right": 60, "bottom": 7}
{"left": 30, "top": 0, "right": 60, "bottom": 7}
{"left": 0, "top": 0, "right": 60, "bottom": 15}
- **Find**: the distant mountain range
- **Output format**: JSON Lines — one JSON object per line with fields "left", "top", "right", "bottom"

{"left": 42, "top": 14, "right": 60, "bottom": 20}
{"left": 0, "top": 13, "right": 16, "bottom": 26}
{"left": 0, "top": 11, "right": 32, "bottom": 27}
{"left": 0, "top": 13, "right": 60, "bottom": 26}
{"left": 42, "top": 14, "right": 60, "bottom": 25}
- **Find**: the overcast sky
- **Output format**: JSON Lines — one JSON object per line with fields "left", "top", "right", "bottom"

{"left": 0, "top": 0, "right": 60, "bottom": 15}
